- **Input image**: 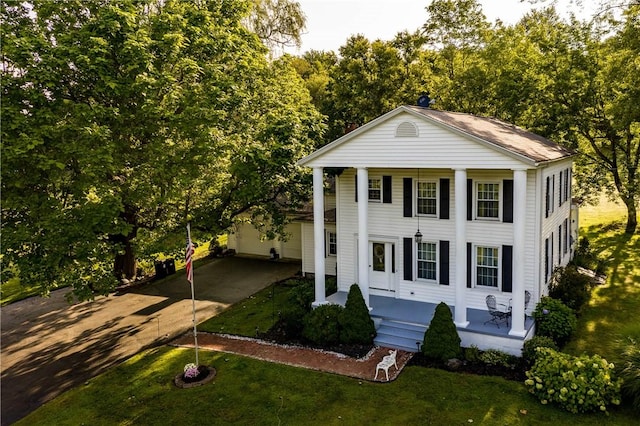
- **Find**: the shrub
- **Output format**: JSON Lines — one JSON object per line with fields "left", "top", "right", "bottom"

{"left": 549, "top": 266, "right": 595, "bottom": 311}
{"left": 326, "top": 277, "right": 338, "bottom": 296}
{"left": 532, "top": 297, "right": 577, "bottom": 347}
{"left": 522, "top": 336, "right": 558, "bottom": 366}
{"left": 618, "top": 337, "right": 640, "bottom": 411}
{"left": 302, "top": 303, "right": 344, "bottom": 346}
{"left": 280, "top": 279, "right": 315, "bottom": 337}
{"left": 525, "top": 348, "right": 622, "bottom": 414}
{"left": 464, "top": 345, "right": 481, "bottom": 363}
{"left": 479, "top": 349, "right": 517, "bottom": 368}
{"left": 339, "top": 284, "right": 376, "bottom": 345}
{"left": 422, "top": 302, "right": 462, "bottom": 362}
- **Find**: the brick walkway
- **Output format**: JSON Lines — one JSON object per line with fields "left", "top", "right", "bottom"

{"left": 170, "top": 332, "right": 413, "bottom": 382}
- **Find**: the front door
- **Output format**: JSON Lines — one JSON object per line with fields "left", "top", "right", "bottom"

{"left": 369, "top": 241, "right": 394, "bottom": 291}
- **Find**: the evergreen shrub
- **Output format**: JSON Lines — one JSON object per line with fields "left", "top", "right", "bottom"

{"left": 339, "top": 284, "right": 376, "bottom": 345}
{"left": 302, "top": 303, "right": 343, "bottom": 346}
{"left": 421, "top": 302, "right": 461, "bottom": 362}
{"left": 525, "top": 348, "right": 621, "bottom": 413}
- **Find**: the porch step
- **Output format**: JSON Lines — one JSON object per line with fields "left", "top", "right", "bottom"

{"left": 374, "top": 319, "right": 427, "bottom": 353}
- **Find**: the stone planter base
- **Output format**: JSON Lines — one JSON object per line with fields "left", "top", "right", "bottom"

{"left": 174, "top": 366, "right": 217, "bottom": 389}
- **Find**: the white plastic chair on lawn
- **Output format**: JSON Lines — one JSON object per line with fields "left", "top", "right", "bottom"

{"left": 374, "top": 349, "right": 398, "bottom": 381}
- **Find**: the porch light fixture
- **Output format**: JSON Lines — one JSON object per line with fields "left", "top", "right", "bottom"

{"left": 415, "top": 167, "right": 422, "bottom": 243}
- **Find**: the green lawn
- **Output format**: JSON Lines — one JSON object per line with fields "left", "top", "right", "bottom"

{"left": 18, "top": 347, "right": 637, "bottom": 425}
{"left": 564, "top": 198, "right": 640, "bottom": 362}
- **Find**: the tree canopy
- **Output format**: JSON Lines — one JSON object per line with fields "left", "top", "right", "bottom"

{"left": 1, "top": 0, "right": 323, "bottom": 300}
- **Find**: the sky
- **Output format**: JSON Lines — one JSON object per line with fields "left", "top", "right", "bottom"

{"left": 283, "top": 0, "right": 597, "bottom": 55}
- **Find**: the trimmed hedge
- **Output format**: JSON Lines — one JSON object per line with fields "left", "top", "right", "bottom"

{"left": 302, "top": 303, "right": 344, "bottom": 346}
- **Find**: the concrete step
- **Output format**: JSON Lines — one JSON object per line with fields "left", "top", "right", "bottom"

{"left": 374, "top": 319, "right": 427, "bottom": 352}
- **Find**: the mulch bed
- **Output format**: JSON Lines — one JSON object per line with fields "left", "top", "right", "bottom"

{"left": 171, "top": 332, "right": 413, "bottom": 382}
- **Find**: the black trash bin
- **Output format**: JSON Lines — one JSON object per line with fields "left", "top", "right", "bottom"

{"left": 165, "top": 258, "right": 176, "bottom": 275}
{"left": 154, "top": 260, "right": 167, "bottom": 279}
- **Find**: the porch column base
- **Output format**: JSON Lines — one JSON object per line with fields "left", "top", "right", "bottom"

{"left": 312, "top": 300, "right": 330, "bottom": 308}
{"left": 455, "top": 321, "right": 469, "bottom": 328}
{"left": 508, "top": 328, "right": 527, "bottom": 338}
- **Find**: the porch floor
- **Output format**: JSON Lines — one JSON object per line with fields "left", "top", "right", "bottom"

{"left": 326, "top": 292, "right": 535, "bottom": 340}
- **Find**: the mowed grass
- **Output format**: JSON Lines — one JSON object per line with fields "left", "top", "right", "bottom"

{"left": 564, "top": 198, "right": 640, "bottom": 362}
{"left": 18, "top": 346, "right": 638, "bottom": 426}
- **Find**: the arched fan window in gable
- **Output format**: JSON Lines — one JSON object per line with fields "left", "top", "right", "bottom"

{"left": 395, "top": 121, "right": 419, "bottom": 137}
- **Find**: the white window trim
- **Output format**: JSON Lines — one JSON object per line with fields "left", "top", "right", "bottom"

{"left": 474, "top": 245, "right": 501, "bottom": 290}
{"left": 368, "top": 177, "right": 382, "bottom": 203}
{"left": 415, "top": 180, "right": 438, "bottom": 217}
{"left": 416, "top": 240, "right": 438, "bottom": 283}
{"left": 475, "top": 181, "right": 501, "bottom": 221}
{"left": 326, "top": 231, "right": 337, "bottom": 257}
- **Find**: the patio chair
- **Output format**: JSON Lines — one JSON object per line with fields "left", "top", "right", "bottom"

{"left": 484, "top": 295, "right": 511, "bottom": 328}
{"left": 374, "top": 349, "right": 398, "bottom": 381}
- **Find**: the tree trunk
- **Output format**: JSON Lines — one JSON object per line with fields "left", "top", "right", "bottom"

{"left": 623, "top": 197, "right": 637, "bottom": 234}
{"left": 113, "top": 236, "right": 137, "bottom": 280}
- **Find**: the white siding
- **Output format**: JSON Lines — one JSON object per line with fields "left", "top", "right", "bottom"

{"left": 306, "top": 112, "right": 529, "bottom": 170}
{"left": 539, "top": 160, "right": 574, "bottom": 296}
{"left": 301, "top": 222, "right": 337, "bottom": 276}
{"left": 336, "top": 167, "right": 540, "bottom": 310}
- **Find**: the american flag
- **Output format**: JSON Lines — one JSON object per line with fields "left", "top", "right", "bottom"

{"left": 186, "top": 223, "right": 194, "bottom": 285}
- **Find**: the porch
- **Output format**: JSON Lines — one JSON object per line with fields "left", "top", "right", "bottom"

{"left": 327, "top": 292, "right": 535, "bottom": 356}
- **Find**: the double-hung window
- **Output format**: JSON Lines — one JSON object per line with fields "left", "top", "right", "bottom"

{"left": 327, "top": 232, "right": 337, "bottom": 256}
{"left": 476, "top": 183, "right": 499, "bottom": 219}
{"left": 476, "top": 246, "right": 499, "bottom": 288}
{"left": 417, "top": 181, "right": 437, "bottom": 215}
{"left": 368, "top": 178, "right": 381, "bottom": 201}
{"left": 417, "top": 242, "right": 437, "bottom": 281}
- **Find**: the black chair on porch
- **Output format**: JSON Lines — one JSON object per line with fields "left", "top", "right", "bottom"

{"left": 484, "top": 295, "right": 512, "bottom": 328}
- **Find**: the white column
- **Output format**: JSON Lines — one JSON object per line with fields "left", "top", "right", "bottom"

{"left": 454, "top": 169, "right": 469, "bottom": 327}
{"left": 357, "top": 167, "right": 370, "bottom": 307}
{"left": 313, "top": 167, "right": 326, "bottom": 306}
{"left": 510, "top": 169, "right": 527, "bottom": 336}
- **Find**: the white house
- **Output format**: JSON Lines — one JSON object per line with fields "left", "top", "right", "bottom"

{"left": 296, "top": 105, "right": 577, "bottom": 355}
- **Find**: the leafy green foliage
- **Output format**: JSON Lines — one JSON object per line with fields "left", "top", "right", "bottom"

{"left": 463, "top": 345, "right": 481, "bottom": 363}
{"left": 338, "top": 284, "right": 376, "bottom": 345}
{"left": 525, "top": 348, "right": 622, "bottom": 414}
{"left": 1, "top": 0, "right": 323, "bottom": 300}
{"left": 618, "top": 337, "right": 640, "bottom": 411}
{"left": 549, "top": 266, "right": 596, "bottom": 311}
{"left": 421, "top": 302, "right": 462, "bottom": 362}
{"left": 302, "top": 304, "right": 343, "bottom": 346}
{"left": 280, "top": 279, "right": 315, "bottom": 337}
{"left": 522, "top": 336, "right": 559, "bottom": 366}
{"left": 533, "top": 297, "right": 578, "bottom": 347}
{"left": 479, "top": 349, "right": 518, "bottom": 369}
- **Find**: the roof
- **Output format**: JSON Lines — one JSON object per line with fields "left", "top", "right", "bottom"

{"left": 299, "top": 106, "right": 575, "bottom": 167}
{"left": 406, "top": 106, "right": 575, "bottom": 164}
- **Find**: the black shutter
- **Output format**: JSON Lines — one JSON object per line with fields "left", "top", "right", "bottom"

{"left": 355, "top": 174, "right": 358, "bottom": 202}
{"left": 324, "top": 232, "right": 327, "bottom": 258}
{"left": 545, "top": 176, "right": 549, "bottom": 218}
{"left": 439, "top": 178, "right": 450, "bottom": 219}
{"left": 544, "top": 237, "right": 549, "bottom": 282}
{"left": 467, "top": 242, "right": 472, "bottom": 288}
{"left": 467, "top": 179, "right": 473, "bottom": 220}
{"left": 502, "top": 245, "right": 513, "bottom": 293}
{"left": 383, "top": 175, "right": 392, "bottom": 203}
{"left": 403, "top": 237, "right": 413, "bottom": 281}
{"left": 403, "top": 178, "right": 412, "bottom": 217}
{"left": 439, "top": 240, "right": 449, "bottom": 285}
{"left": 503, "top": 179, "right": 513, "bottom": 223}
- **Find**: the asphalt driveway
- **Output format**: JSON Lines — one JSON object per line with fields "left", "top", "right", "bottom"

{"left": 0, "top": 256, "right": 300, "bottom": 425}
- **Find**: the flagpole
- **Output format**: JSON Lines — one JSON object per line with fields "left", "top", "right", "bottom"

{"left": 186, "top": 222, "right": 199, "bottom": 366}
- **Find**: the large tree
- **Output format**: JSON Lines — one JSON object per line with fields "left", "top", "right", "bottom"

{"left": 1, "top": 0, "right": 323, "bottom": 300}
